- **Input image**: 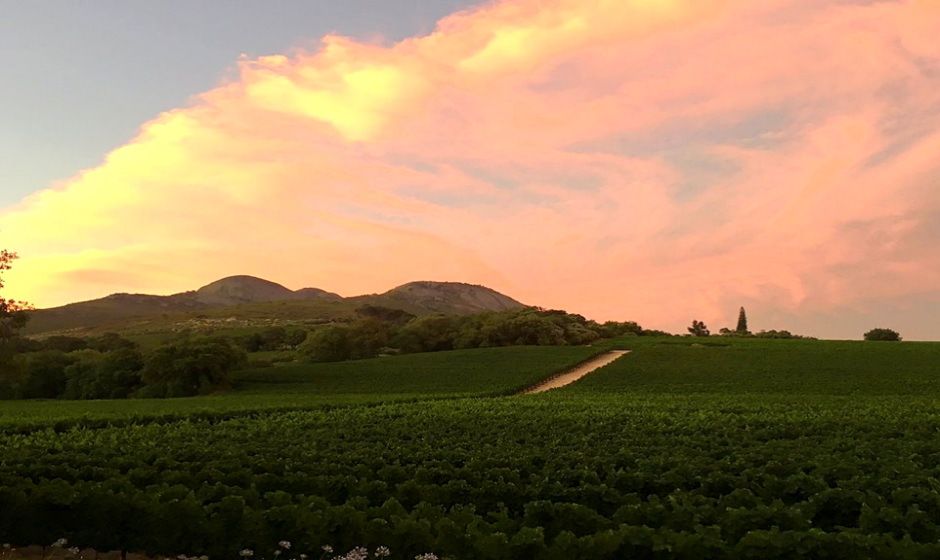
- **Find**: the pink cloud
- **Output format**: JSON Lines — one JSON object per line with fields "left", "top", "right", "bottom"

{"left": 2, "top": 0, "right": 940, "bottom": 338}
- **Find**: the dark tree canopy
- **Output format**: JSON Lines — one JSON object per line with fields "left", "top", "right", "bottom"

{"left": 864, "top": 328, "right": 902, "bottom": 342}
{"left": 300, "top": 308, "right": 651, "bottom": 363}
{"left": 141, "top": 338, "right": 246, "bottom": 397}
{"left": 688, "top": 320, "right": 710, "bottom": 337}
{"left": 0, "top": 250, "right": 31, "bottom": 341}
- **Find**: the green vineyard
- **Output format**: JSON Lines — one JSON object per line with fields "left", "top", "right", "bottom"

{"left": 3, "top": 339, "right": 940, "bottom": 559}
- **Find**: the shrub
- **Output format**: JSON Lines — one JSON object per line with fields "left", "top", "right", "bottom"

{"left": 40, "top": 335, "right": 88, "bottom": 353}
{"left": 864, "top": 328, "right": 901, "bottom": 342}
{"left": 356, "top": 305, "right": 416, "bottom": 326}
{"left": 284, "top": 327, "right": 309, "bottom": 348}
{"left": 86, "top": 332, "right": 137, "bottom": 353}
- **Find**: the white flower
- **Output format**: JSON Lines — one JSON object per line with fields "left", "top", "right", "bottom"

{"left": 68, "top": 547, "right": 81, "bottom": 556}
{"left": 321, "top": 545, "right": 333, "bottom": 554}
{"left": 52, "top": 538, "right": 68, "bottom": 548}
{"left": 374, "top": 547, "right": 390, "bottom": 558}
{"left": 341, "top": 547, "right": 369, "bottom": 560}
{"left": 414, "top": 554, "right": 439, "bottom": 560}
{"left": 239, "top": 550, "right": 254, "bottom": 558}
{"left": 299, "top": 555, "right": 308, "bottom": 560}
{"left": 278, "top": 541, "right": 292, "bottom": 550}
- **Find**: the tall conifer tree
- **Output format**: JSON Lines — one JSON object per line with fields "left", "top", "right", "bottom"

{"left": 736, "top": 306, "right": 748, "bottom": 334}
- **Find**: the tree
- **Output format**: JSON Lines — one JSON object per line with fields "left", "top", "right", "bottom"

{"left": 284, "top": 327, "right": 308, "bottom": 348}
{"left": 736, "top": 307, "right": 749, "bottom": 334}
{"left": 141, "top": 338, "right": 245, "bottom": 397}
{"left": 19, "top": 351, "right": 73, "bottom": 398}
{"left": 864, "top": 328, "right": 901, "bottom": 342}
{"left": 345, "top": 319, "right": 393, "bottom": 359}
{"left": 0, "top": 250, "right": 31, "bottom": 341}
{"left": 301, "top": 320, "right": 393, "bottom": 362}
{"left": 64, "top": 348, "right": 144, "bottom": 399}
{"left": 688, "top": 320, "right": 710, "bottom": 337}
{"left": 393, "top": 315, "right": 462, "bottom": 353}
{"left": 300, "top": 325, "right": 352, "bottom": 362}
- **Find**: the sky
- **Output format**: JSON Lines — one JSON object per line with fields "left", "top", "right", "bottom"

{"left": 2, "top": 0, "right": 939, "bottom": 340}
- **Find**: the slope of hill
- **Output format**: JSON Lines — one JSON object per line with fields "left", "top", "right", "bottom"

{"left": 23, "top": 277, "right": 525, "bottom": 335}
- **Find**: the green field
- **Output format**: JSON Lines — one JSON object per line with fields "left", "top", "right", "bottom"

{"left": 234, "top": 346, "right": 599, "bottom": 395}
{"left": 570, "top": 337, "right": 940, "bottom": 395}
{"left": 4, "top": 338, "right": 940, "bottom": 559}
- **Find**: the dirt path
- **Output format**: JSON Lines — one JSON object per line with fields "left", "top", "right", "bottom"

{"left": 522, "top": 350, "right": 630, "bottom": 394}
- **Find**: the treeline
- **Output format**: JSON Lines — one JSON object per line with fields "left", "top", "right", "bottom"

{"left": 298, "top": 306, "right": 653, "bottom": 363}
{"left": 716, "top": 328, "right": 814, "bottom": 339}
{"left": 0, "top": 334, "right": 246, "bottom": 400}
{"left": 0, "top": 307, "right": 654, "bottom": 399}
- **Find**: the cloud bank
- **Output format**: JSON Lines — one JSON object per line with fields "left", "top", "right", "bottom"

{"left": 3, "top": 0, "right": 940, "bottom": 338}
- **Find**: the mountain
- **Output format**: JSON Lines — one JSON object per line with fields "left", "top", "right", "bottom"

{"left": 292, "top": 287, "right": 344, "bottom": 302}
{"left": 23, "top": 277, "right": 525, "bottom": 336}
{"left": 194, "top": 276, "right": 296, "bottom": 306}
{"left": 354, "top": 281, "right": 524, "bottom": 315}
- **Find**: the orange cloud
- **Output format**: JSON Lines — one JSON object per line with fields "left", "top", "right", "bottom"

{"left": 3, "top": 0, "right": 940, "bottom": 338}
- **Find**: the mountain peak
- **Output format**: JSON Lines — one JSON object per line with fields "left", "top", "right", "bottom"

{"left": 381, "top": 281, "right": 524, "bottom": 313}
{"left": 195, "top": 275, "right": 294, "bottom": 306}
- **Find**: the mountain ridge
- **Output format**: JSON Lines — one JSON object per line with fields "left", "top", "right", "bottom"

{"left": 23, "top": 275, "right": 525, "bottom": 336}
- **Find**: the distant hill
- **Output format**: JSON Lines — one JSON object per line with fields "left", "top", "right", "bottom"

{"left": 23, "top": 276, "right": 525, "bottom": 336}
{"left": 352, "top": 281, "right": 523, "bottom": 315}
{"left": 195, "top": 276, "right": 343, "bottom": 306}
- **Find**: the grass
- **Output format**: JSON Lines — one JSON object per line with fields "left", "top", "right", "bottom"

{"left": 567, "top": 337, "right": 940, "bottom": 395}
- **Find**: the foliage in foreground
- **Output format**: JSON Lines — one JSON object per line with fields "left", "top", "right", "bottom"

{"left": 4, "top": 396, "right": 940, "bottom": 559}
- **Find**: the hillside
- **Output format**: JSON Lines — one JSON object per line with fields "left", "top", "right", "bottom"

{"left": 23, "top": 276, "right": 525, "bottom": 336}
